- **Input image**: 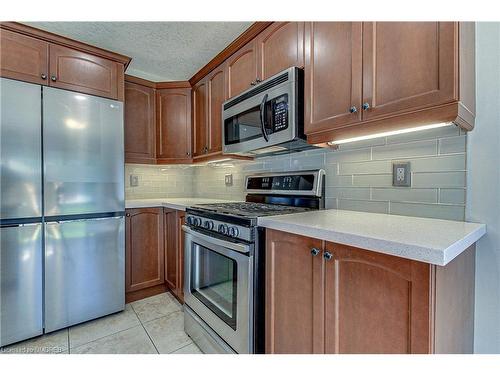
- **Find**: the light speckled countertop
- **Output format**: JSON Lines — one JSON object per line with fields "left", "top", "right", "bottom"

{"left": 126, "top": 198, "right": 238, "bottom": 211}
{"left": 258, "top": 209, "right": 486, "bottom": 266}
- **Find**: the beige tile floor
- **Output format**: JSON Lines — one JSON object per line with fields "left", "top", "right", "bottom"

{"left": 0, "top": 292, "right": 202, "bottom": 354}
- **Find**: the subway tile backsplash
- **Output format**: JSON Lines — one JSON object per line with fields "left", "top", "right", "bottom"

{"left": 125, "top": 124, "right": 467, "bottom": 221}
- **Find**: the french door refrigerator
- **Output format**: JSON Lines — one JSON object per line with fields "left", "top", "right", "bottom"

{"left": 0, "top": 78, "right": 125, "bottom": 346}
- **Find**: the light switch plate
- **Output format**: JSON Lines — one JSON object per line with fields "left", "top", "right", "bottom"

{"left": 392, "top": 162, "right": 411, "bottom": 187}
{"left": 224, "top": 174, "right": 233, "bottom": 186}
{"left": 130, "top": 175, "right": 139, "bottom": 187}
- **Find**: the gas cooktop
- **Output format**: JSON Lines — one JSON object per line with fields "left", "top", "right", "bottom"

{"left": 192, "top": 202, "right": 313, "bottom": 218}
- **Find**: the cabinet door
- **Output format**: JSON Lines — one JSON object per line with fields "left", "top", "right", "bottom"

{"left": 156, "top": 88, "right": 192, "bottom": 161}
{"left": 192, "top": 78, "right": 208, "bottom": 157}
{"left": 256, "top": 22, "right": 304, "bottom": 81}
{"left": 0, "top": 29, "right": 49, "bottom": 85}
{"left": 225, "top": 40, "right": 257, "bottom": 99}
{"left": 207, "top": 67, "right": 225, "bottom": 153}
{"left": 265, "top": 230, "right": 324, "bottom": 354}
{"left": 124, "top": 81, "right": 156, "bottom": 163}
{"left": 125, "top": 208, "right": 165, "bottom": 293}
{"left": 49, "top": 44, "right": 121, "bottom": 100}
{"left": 304, "top": 22, "right": 363, "bottom": 134}
{"left": 362, "top": 22, "right": 457, "bottom": 121}
{"left": 324, "top": 242, "right": 431, "bottom": 354}
{"left": 164, "top": 209, "right": 178, "bottom": 293}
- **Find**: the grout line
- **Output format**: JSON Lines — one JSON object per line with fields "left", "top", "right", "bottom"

{"left": 67, "top": 329, "right": 70, "bottom": 354}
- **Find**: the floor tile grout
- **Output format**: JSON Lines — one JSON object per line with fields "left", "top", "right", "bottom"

{"left": 130, "top": 301, "right": 160, "bottom": 354}
{"left": 69, "top": 322, "right": 143, "bottom": 353}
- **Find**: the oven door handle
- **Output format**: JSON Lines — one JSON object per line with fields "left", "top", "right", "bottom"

{"left": 259, "top": 93, "right": 269, "bottom": 142}
{"left": 182, "top": 225, "right": 251, "bottom": 254}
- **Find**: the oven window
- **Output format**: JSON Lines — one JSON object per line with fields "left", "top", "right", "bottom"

{"left": 191, "top": 243, "right": 237, "bottom": 330}
{"left": 224, "top": 105, "right": 263, "bottom": 145}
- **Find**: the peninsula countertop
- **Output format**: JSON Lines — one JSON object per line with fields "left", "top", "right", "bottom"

{"left": 258, "top": 209, "right": 486, "bottom": 266}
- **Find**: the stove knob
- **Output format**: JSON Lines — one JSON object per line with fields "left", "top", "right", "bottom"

{"left": 187, "top": 216, "right": 194, "bottom": 225}
{"left": 228, "top": 226, "right": 239, "bottom": 237}
{"left": 203, "top": 220, "right": 214, "bottom": 230}
{"left": 194, "top": 217, "right": 202, "bottom": 227}
{"left": 218, "top": 224, "right": 228, "bottom": 235}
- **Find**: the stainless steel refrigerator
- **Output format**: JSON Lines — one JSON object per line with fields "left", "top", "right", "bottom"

{"left": 0, "top": 78, "right": 125, "bottom": 346}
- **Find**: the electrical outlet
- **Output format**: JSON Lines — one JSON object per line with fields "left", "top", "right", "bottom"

{"left": 130, "top": 175, "right": 139, "bottom": 187}
{"left": 224, "top": 174, "right": 233, "bottom": 186}
{"left": 392, "top": 162, "right": 411, "bottom": 187}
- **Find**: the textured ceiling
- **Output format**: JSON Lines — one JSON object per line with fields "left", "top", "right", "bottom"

{"left": 25, "top": 22, "right": 252, "bottom": 82}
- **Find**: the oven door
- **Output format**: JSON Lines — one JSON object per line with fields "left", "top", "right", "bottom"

{"left": 183, "top": 226, "right": 253, "bottom": 354}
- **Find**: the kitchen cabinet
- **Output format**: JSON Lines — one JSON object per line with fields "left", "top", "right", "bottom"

{"left": 156, "top": 88, "right": 192, "bottom": 163}
{"left": 164, "top": 209, "right": 186, "bottom": 303}
{"left": 125, "top": 208, "right": 165, "bottom": 294}
{"left": 304, "top": 22, "right": 475, "bottom": 144}
{"left": 255, "top": 22, "right": 305, "bottom": 81}
{"left": 265, "top": 229, "right": 475, "bottom": 354}
{"left": 0, "top": 23, "right": 129, "bottom": 101}
{"left": 362, "top": 22, "right": 456, "bottom": 121}
{"left": 304, "top": 22, "right": 363, "bottom": 134}
{"left": 0, "top": 29, "right": 49, "bottom": 85}
{"left": 225, "top": 40, "right": 258, "bottom": 98}
{"left": 124, "top": 80, "right": 156, "bottom": 164}
{"left": 192, "top": 66, "right": 226, "bottom": 157}
{"left": 192, "top": 78, "right": 208, "bottom": 157}
{"left": 48, "top": 44, "right": 123, "bottom": 100}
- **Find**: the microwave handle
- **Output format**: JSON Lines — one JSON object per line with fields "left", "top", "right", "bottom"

{"left": 259, "top": 93, "right": 269, "bottom": 142}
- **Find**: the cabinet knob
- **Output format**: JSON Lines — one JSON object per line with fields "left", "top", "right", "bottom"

{"left": 250, "top": 81, "right": 256, "bottom": 86}
{"left": 126, "top": 213, "right": 130, "bottom": 217}
{"left": 310, "top": 248, "right": 321, "bottom": 256}
{"left": 323, "top": 251, "right": 333, "bottom": 261}
{"left": 51, "top": 75, "right": 57, "bottom": 82}
{"left": 349, "top": 106, "right": 357, "bottom": 114}
{"left": 186, "top": 152, "right": 191, "bottom": 157}
{"left": 41, "top": 73, "right": 47, "bottom": 80}
{"left": 255, "top": 78, "right": 262, "bottom": 83}
{"left": 362, "top": 102, "right": 370, "bottom": 110}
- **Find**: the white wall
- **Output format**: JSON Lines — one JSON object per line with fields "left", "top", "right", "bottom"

{"left": 466, "top": 22, "right": 500, "bottom": 353}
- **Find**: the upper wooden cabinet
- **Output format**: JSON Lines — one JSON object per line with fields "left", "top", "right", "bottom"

{"left": 207, "top": 66, "right": 225, "bottom": 153}
{"left": 49, "top": 44, "right": 122, "bottom": 100}
{"left": 124, "top": 80, "right": 156, "bottom": 164}
{"left": 265, "top": 229, "right": 475, "bottom": 354}
{"left": 225, "top": 40, "right": 258, "bottom": 98}
{"left": 125, "top": 208, "right": 165, "bottom": 294}
{"left": 0, "top": 23, "right": 129, "bottom": 100}
{"left": 192, "top": 78, "right": 208, "bottom": 157}
{"left": 0, "top": 29, "right": 49, "bottom": 85}
{"left": 305, "top": 22, "right": 475, "bottom": 144}
{"left": 304, "top": 22, "right": 363, "bottom": 134}
{"left": 156, "top": 87, "right": 192, "bottom": 162}
{"left": 255, "top": 22, "right": 305, "bottom": 81}
{"left": 362, "top": 22, "right": 456, "bottom": 121}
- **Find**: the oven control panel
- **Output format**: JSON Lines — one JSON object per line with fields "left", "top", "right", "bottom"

{"left": 186, "top": 214, "right": 253, "bottom": 242}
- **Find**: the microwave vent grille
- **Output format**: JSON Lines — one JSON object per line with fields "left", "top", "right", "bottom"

{"left": 224, "top": 71, "right": 289, "bottom": 110}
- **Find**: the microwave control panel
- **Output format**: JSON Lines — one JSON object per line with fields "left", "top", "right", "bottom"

{"left": 271, "top": 94, "right": 288, "bottom": 132}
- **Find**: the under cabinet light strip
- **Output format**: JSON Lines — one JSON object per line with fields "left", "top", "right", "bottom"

{"left": 327, "top": 122, "right": 452, "bottom": 145}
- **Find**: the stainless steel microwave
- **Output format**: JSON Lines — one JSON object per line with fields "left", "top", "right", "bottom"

{"left": 222, "top": 67, "right": 314, "bottom": 156}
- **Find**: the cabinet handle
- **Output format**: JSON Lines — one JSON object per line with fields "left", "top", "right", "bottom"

{"left": 41, "top": 73, "right": 47, "bottom": 80}
{"left": 51, "top": 75, "right": 57, "bottom": 82}
{"left": 349, "top": 106, "right": 357, "bottom": 113}
{"left": 310, "top": 248, "right": 321, "bottom": 256}
{"left": 323, "top": 251, "right": 333, "bottom": 261}
{"left": 362, "top": 102, "right": 370, "bottom": 110}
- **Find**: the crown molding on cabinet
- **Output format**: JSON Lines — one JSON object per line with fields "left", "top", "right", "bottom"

{"left": 0, "top": 22, "right": 132, "bottom": 68}
{"left": 125, "top": 74, "right": 191, "bottom": 89}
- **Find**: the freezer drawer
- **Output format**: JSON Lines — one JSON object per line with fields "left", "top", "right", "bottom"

{"left": 0, "top": 224, "right": 43, "bottom": 347}
{"left": 0, "top": 78, "right": 42, "bottom": 220}
{"left": 42, "top": 87, "right": 124, "bottom": 216}
{"left": 44, "top": 217, "right": 125, "bottom": 332}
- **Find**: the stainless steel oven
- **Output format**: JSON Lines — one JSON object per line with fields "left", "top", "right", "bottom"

{"left": 223, "top": 67, "right": 314, "bottom": 156}
{"left": 183, "top": 226, "right": 254, "bottom": 354}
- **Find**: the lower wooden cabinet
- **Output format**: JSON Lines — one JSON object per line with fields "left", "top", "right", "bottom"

{"left": 265, "top": 229, "right": 475, "bottom": 354}
{"left": 125, "top": 207, "right": 186, "bottom": 303}
{"left": 125, "top": 208, "right": 165, "bottom": 296}
{"left": 164, "top": 209, "right": 186, "bottom": 303}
